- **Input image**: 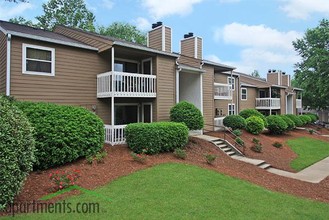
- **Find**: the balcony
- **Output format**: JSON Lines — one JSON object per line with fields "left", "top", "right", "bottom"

{"left": 97, "top": 71, "right": 156, "bottom": 98}
{"left": 255, "top": 98, "right": 280, "bottom": 110}
{"left": 296, "top": 99, "right": 302, "bottom": 109}
{"left": 214, "top": 83, "right": 232, "bottom": 100}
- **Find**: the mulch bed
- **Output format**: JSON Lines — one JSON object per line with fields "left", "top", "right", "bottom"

{"left": 1, "top": 135, "right": 329, "bottom": 216}
{"left": 207, "top": 127, "right": 329, "bottom": 172}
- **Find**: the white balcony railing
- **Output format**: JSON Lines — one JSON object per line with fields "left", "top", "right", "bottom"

{"left": 97, "top": 71, "right": 156, "bottom": 98}
{"left": 214, "top": 83, "right": 232, "bottom": 100}
{"left": 214, "top": 117, "right": 225, "bottom": 131}
{"left": 104, "top": 124, "right": 127, "bottom": 145}
{"left": 296, "top": 99, "right": 302, "bottom": 109}
{"left": 255, "top": 98, "right": 281, "bottom": 109}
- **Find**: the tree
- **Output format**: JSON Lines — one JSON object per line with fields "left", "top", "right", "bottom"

{"left": 9, "top": 16, "right": 38, "bottom": 28}
{"left": 98, "top": 22, "right": 147, "bottom": 45}
{"left": 251, "top": 70, "right": 260, "bottom": 78}
{"left": 293, "top": 19, "right": 329, "bottom": 109}
{"left": 36, "top": 0, "right": 95, "bottom": 31}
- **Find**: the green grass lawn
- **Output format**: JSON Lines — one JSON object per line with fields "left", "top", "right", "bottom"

{"left": 287, "top": 137, "right": 329, "bottom": 171}
{"left": 3, "top": 163, "right": 329, "bottom": 220}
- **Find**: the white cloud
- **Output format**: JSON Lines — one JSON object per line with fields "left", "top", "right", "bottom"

{"left": 280, "top": 0, "right": 329, "bottom": 19}
{"left": 219, "top": 0, "right": 240, "bottom": 3}
{"left": 205, "top": 54, "right": 223, "bottom": 63}
{"left": 212, "top": 22, "right": 302, "bottom": 76}
{"left": 101, "top": 0, "right": 114, "bottom": 10}
{"left": 0, "top": 2, "right": 34, "bottom": 20}
{"left": 141, "top": 0, "right": 203, "bottom": 19}
{"left": 133, "top": 17, "right": 151, "bottom": 31}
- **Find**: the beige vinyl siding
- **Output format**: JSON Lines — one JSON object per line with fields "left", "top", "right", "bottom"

{"left": 282, "top": 75, "right": 289, "bottom": 86}
{"left": 10, "top": 36, "right": 111, "bottom": 123}
{"left": 293, "top": 93, "right": 297, "bottom": 115}
{"left": 181, "top": 38, "right": 194, "bottom": 58}
{"left": 240, "top": 87, "right": 257, "bottom": 111}
{"left": 155, "top": 55, "right": 176, "bottom": 121}
{"left": 197, "top": 37, "right": 202, "bottom": 59}
{"left": 54, "top": 26, "right": 111, "bottom": 50}
{"left": 179, "top": 55, "right": 201, "bottom": 68}
{"left": 165, "top": 27, "right": 171, "bottom": 53}
{"left": 0, "top": 32, "right": 6, "bottom": 94}
{"left": 267, "top": 72, "right": 280, "bottom": 85}
{"left": 148, "top": 28, "right": 163, "bottom": 51}
{"left": 203, "top": 65, "right": 214, "bottom": 131}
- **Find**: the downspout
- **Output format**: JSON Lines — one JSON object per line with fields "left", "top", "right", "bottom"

{"left": 200, "top": 61, "right": 204, "bottom": 115}
{"left": 6, "top": 34, "right": 11, "bottom": 96}
{"left": 175, "top": 58, "right": 182, "bottom": 103}
{"left": 269, "top": 86, "right": 272, "bottom": 115}
{"left": 230, "top": 70, "right": 233, "bottom": 114}
{"left": 111, "top": 47, "right": 115, "bottom": 144}
{"left": 236, "top": 74, "right": 240, "bottom": 115}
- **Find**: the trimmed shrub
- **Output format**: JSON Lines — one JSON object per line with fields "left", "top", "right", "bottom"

{"left": 125, "top": 122, "right": 189, "bottom": 155}
{"left": 232, "top": 129, "right": 242, "bottom": 136}
{"left": 280, "top": 115, "right": 296, "bottom": 130}
{"left": 170, "top": 101, "right": 204, "bottom": 130}
{"left": 0, "top": 96, "right": 35, "bottom": 210}
{"left": 266, "top": 115, "right": 288, "bottom": 134}
{"left": 299, "top": 115, "right": 312, "bottom": 125}
{"left": 285, "top": 114, "right": 303, "bottom": 127}
{"left": 272, "top": 142, "right": 283, "bottom": 148}
{"left": 235, "top": 137, "right": 244, "bottom": 146}
{"left": 15, "top": 101, "right": 104, "bottom": 170}
{"left": 239, "top": 109, "right": 268, "bottom": 127}
{"left": 305, "top": 113, "right": 318, "bottom": 122}
{"left": 173, "top": 148, "right": 187, "bottom": 160}
{"left": 245, "top": 116, "right": 264, "bottom": 135}
{"left": 223, "top": 115, "right": 246, "bottom": 130}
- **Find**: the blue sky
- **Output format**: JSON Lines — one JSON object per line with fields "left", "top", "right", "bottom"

{"left": 1, "top": 0, "right": 328, "bottom": 77}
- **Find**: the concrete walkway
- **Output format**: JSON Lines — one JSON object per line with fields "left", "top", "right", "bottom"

{"left": 195, "top": 134, "right": 329, "bottom": 184}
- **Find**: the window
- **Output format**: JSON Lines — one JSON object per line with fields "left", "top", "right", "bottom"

{"left": 241, "top": 88, "right": 247, "bottom": 100}
{"left": 228, "top": 104, "right": 235, "bottom": 115}
{"left": 23, "top": 44, "right": 55, "bottom": 76}
{"left": 227, "top": 77, "right": 235, "bottom": 90}
{"left": 114, "top": 104, "right": 139, "bottom": 125}
{"left": 142, "top": 58, "right": 152, "bottom": 75}
{"left": 114, "top": 60, "right": 138, "bottom": 73}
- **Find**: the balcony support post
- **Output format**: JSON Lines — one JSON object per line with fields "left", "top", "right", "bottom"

{"left": 269, "top": 86, "right": 272, "bottom": 115}
{"left": 111, "top": 47, "right": 115, "bottom": 144}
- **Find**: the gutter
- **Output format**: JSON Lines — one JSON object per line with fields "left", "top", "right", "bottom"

{"left": 6, "top": 34, "right": 11, "bottom": 96}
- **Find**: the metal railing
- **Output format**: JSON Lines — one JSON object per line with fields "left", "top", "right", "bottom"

{"left": 104, "top": 124, "right": 126, "bottom": 145}
{"left": 205, "top": 124, "right": 245, "bottom": 155}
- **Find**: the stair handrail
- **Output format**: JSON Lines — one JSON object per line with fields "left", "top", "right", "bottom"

{"left": 204, "top": 124, "right": 246, "bottom": 155}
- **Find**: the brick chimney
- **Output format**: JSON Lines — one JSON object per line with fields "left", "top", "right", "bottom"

{"left": 267, "top": 69, "right": 291, "bottom": 86}
{"left": 281, "top": 73, "right": 291, "bottom": 86}
{"left": 180, "top": 33, "right": 203, "bottom": 59}
{"left": 147, "top": 21, "right": 172, "bottom": 53}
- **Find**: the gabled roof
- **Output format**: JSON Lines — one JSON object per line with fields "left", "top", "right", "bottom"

{"left": 0, "top": 20, "right": 97, "bottom": 51}
{"left": 203, "top": 59, "right": 236, "bottom": 72}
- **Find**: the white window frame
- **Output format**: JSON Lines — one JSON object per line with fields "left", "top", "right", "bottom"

{"left": 22, "top": 44, "right": 55, "bottom": 76}
{"left": 241, "top": 88, "right": 247, "bottom": 100}
{"left": 142, "top": 102, "right": 153, "bottom": 123}
{"left": 141, "top": 58, "right": 153, "bottom": 75}
{"left": 228, "top": 103, "right": 235, "bottom": 115}
{"left": 114, "top": 103, "right": 140, "bottom": 125}
{"left": 227, "top": 76, "right": 235, "bottom": 90}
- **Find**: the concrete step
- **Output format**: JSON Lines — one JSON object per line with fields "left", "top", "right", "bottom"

{"left": 221, "top": 147, "right": 231, "bottom": 152}
{"left": 232, "top": 156, "right": 265, "bottom": 166}
{"left": 259, "top": 163, "right": 271, "bottom": 169}
{"left": 217, "top": 144, "right": 228, "bottom": 148}
{"left": 227, "top": 151, "right": 236, "bottom": 156}
{"left": 213, "top": 140, "right": 224, "bottom": 145}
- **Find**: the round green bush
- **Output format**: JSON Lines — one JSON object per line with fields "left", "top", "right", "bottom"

{"left": 239, "top": 109, "right": 268, "bottom": 127}
{"left": 125, "top": 122, "right": 189, "bottom": 154}
{"left": 15, "top": 101, "right": 104, "bottom": 170}
{"left": 266, "top": 115, "right": 288, "bottom": 134}
{"left": 280, "top": 115, "right": 296, "bottom": 130}
{"left": 0, "top": 96, "right": 35, "bottom": 210}
{"left": 170, "top": 101, "right": 204, "bottom": 130}
{"left": 305, "top": 113, "right": 318, "bottom": 122}
{"left": 285, "top": 114, "right": 303, "bottom": 127}
{"left": 299, "top": 115, "right": 312, "bottom": 125}
{"left": 245, "top": 116, "right": 265, "bottom": 135}
{"left": 223, "top": 115, "right": 246, "bottom": 130}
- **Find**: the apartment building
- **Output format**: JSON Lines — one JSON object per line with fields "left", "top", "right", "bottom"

{"left": 0, "top": 20, "right": 302, "bottom": 145}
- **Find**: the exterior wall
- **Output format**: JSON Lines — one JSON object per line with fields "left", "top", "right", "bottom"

{"left": 165, "top": 27, "right": 171, "bottom": 53}
{"left": 239, "top": 87, "right": 257, "bottom": 111}
{"left": 267, "top": 72, "right": 281, "bottom": 85}
{"left": 214, "top": 73, "right": 238, "bottom": 116}
{"left": 148, "top": 27, "right": 162, "bottom": 51}
{"left": 181, "top": 37, "right": 194, "bottom": 58}
{"left": 292, "top": 93, "right": 297, "bottom": 114}
{"left": 197, "top": 38, "right": 202, "bottom": 59}
{"left": 155, "top": 55, "right": 176, "bottom": 121}
{"left": 202, "top": 65, "right": 214, "bottom": 131}
{"left": 0, "top": 32, "right": 6, "bottom": 94}
{"left": 282, "top": 75, "right": 290, "bottom": 86}
{"left": 179, "top": 55, "right": 201, "bottom": 68}
{"left": 54, "top": 26, "right": 111, "bottom": 51}
{"left": 10, "top": 36, "right": 110, "bottom": 122}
